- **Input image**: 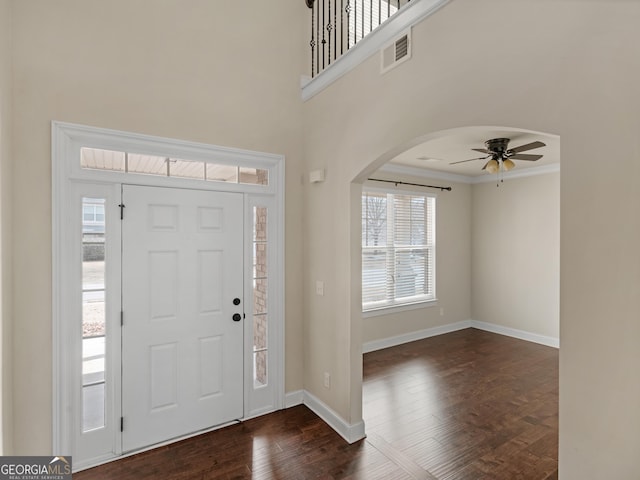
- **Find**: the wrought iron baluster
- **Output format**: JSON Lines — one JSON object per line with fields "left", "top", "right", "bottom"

{"left": 340, "top": 0, "right": 344, "bottom": 54}
{"left": 309, "top": 0, "right": 316, "bottom": 77}
{"left": 321, "top": 0, "right": 326, "bottom": 70}
{"left": 388, "top": 0, "right": 390, "bottom": 21}
{"left": 345, "top": 0, "right": 351, "bottom": 49}
{"left": 361, "top": 0, "right": 364, "bottom": 41}
{"left": 378, "top": 0, "right": 381, "bottom": 26}
{"left": 327, "top": 0, "right": 332, "bottom": 65}
{"left": 353, "top": 0, "right": 357, "bottom": 44}
{"left": 334, "top": 0, "right": 337, "bottom": 60}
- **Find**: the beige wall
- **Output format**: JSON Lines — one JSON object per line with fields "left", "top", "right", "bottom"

{"left": 303, "top": 0, "right": 640, "bottom": 477}
{"left": 10, "top": 0, "right": 306, "bottom": 454}
{"left": 362, "top": 169, "right": 560, "bottom": 347}
{"left": 362, "top": 174, "right": 471, "bottom": 344}
{"left": 472, "top": 172, "right": 560, "bottom": 339}
{"left": 0, "top": 0, "right": 13, "bottom": 456}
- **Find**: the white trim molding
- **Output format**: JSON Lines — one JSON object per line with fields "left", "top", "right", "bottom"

{"left": 378, "top": 162, "right": 560, "bottom": 185}
{"left": 470, "top": 320, "right": 559, "bottom": 348}
{"left": 362, "top": 298, "right": 438, "bottom": 318}
{"left": 363, "top": 319, "right": 559, "bottom": 353}
{"left": 302, "top": 391, "right": 366, "bottom": 444}
{"left": 284, "top": 390, "right": 365, "bottom": 444}
{"left": 379, "top": 163, "right": 471, "bottom": 184}
{"left": 284, "top": 390, "right": 304, "bottom": 408}
{"left": 301, "top": 0, "right": 451, "bottom": 101}
{"left": 362, "top": 320, "right": 471, "bottom": 353}
{"left": 471, "top": 163, "right": 560, "bottom": 184}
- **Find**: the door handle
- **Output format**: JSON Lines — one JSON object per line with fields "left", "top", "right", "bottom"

{"left": 233, "top": 298, "right": 241, "bottom": 306}
{"left": 232, "top": 313, "right": 242, "bottom": 322}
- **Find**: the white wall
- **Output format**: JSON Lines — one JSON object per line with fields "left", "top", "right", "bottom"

{"left": 472, "top": 172, "right": 560, "bottom": 340}
{"left": 10, "top": 0, "right": 307, "bottom": 454}
{"left": 302, "top": 1, "right": 640, "bottom": 477}
{"left": 0, "top": 0, "right": 13, "bottom": 456}
{"left": 362, "top": 174, "right": 471, "bottom": 345}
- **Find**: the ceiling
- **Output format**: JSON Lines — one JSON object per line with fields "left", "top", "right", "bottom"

{"left": 387, "top": 127, "right": 560, "bottom": 179}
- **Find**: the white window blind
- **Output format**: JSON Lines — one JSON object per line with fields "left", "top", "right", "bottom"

{"left": 362, "top": 190, "right": 435, "bottom": 311}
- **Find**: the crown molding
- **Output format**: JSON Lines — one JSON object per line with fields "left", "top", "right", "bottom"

{"left": 378, "top": 163, "right": 473, "bottom": 183}
{"left": 377, "top": 162, "right": 560, "bottom": 185}
{"left": 470, "top": 163, "right": 560, "bottom": 184}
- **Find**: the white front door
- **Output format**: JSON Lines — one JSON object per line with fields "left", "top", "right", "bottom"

{"left": 121, "top": 185, "right": 244, "bottom": 452}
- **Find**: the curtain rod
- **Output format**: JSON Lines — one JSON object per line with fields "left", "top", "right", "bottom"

{"left": 367, "top": 178, "right": 452, "bottom": 192}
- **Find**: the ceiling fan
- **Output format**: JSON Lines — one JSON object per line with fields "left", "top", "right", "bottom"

{"left": 450, "top": 138, "right": 546, "bottom": 174}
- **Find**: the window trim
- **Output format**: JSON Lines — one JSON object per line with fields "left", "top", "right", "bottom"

{"left": 362, "top": 298, "right": 438, "bottom": 318}
{"left": 64, "top": 123, "right": 280, "bottom": 196}
{"left": 362, "top": 186, "right": 436, "bottom": 313}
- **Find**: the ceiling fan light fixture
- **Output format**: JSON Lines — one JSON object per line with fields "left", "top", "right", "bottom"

{"left": 484, "top": 159, "right": 499, "bottom": 174}
{"left": 503, "top": 158, "right": 515, "bottom": 171}
{"left": 450, "top": 138, "right": 545, "bottom": 179}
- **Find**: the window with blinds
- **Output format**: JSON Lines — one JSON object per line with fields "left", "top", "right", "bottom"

{"left": 362, "top": 189, "right": 435, "bottom": 311}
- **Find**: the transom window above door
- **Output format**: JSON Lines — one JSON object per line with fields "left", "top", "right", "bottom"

{"left": 81, "top": 147, "right": 269, "bottom": 186}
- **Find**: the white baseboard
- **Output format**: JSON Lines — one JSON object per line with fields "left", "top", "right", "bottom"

{"left": 285, "top": 389, "right": 365, "bottom": 443}
{"left": 470, "top": 320, "right": 559, "bottom": 348}
{"left": 362, "top": 319, "right": 559, "bottom": 353}
{"left": 302, "top": 390, "right": 366, "bottom": 444}
{"left": 362, "top": 320, "right": 472, "bottom": 353}
{"left": 284, "top": 389, "right": 304, "bottom": 408}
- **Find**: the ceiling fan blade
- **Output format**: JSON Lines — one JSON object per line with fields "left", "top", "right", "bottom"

{"left": 510, "top": 153, "right": 543, "bottom": 161}
{"left": 450, "top": 155, "right": 489, "bottom": 165}
{"left": 471, "top": 148, "right": 491, "bottom": 154}
{"left": 508, "top": 141, "right": 546, "bottom": 154}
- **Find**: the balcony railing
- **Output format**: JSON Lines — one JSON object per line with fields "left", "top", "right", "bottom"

{"left": 306, "top": 0, "right": 412, "bottom": 77}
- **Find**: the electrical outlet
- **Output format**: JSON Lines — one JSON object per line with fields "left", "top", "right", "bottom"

{"left": 440, "top": 307, "right": 444, "bottom": 316}
{"left": 323, "top": 372, "right": 331, "bottom": 389}
{"left": 316, "top": 281, "right": 324, "bottom": 296}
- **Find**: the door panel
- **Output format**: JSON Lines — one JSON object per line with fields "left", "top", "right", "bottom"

{"left": 121, "top": 185, "right": 244, "bottom": 452}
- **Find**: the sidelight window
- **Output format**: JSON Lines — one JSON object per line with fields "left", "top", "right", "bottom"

{"left": 252, "top": 206, "right": 268, "bottom": 387}
{"left": 82, "top": 197, "right": 107, "bottom": 432}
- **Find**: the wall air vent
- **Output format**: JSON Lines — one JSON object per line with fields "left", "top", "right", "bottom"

{"left": 380, "top": 28, "right": 412, "bottom": 74}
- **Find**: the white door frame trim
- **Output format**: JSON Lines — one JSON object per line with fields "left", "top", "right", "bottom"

{"left": 52, "top": 122, "right": 285, "bottom": 470}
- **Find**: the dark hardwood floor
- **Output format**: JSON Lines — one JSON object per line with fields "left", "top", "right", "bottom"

{"left": 75, "top": 328, "right": 558, "bottom": 479}
{"left": 363, "top": 328, "right": 558, "bottom": 480}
